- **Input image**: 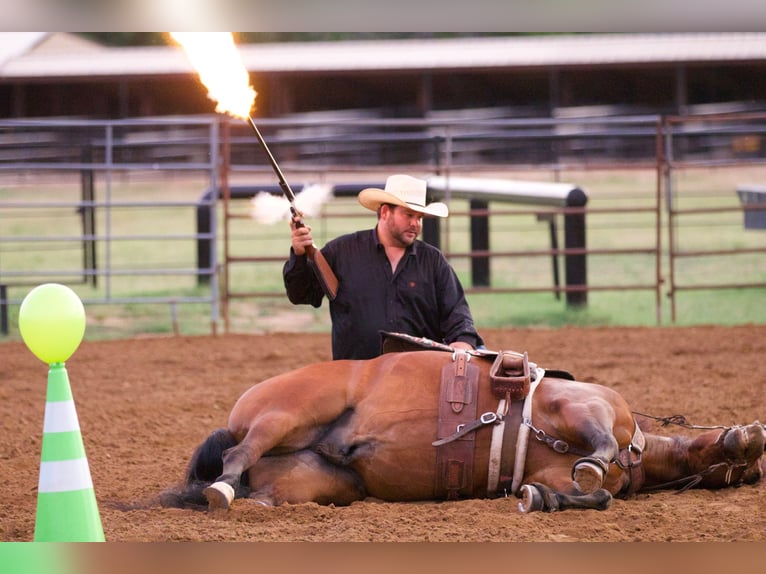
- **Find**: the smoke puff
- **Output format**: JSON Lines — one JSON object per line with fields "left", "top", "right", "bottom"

{"left": 250, "top": 192, "right": 290, "bottom": 224}
{"left": 295, "top": 183, "right": 334, "bottom": 217}
{"left": 250, "top": 183, "right": 334, "bottom": 225}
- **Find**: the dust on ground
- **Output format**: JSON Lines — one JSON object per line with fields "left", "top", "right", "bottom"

{"left": 1, "top": 325, "right": 764, "bottom": 541}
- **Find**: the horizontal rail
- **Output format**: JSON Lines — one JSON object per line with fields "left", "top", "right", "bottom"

{"left": 3, "top": 112, "right": 766, "bottom": 336}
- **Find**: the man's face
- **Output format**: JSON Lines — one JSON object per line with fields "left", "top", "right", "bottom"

{"left": 382, "top": 205, "right": 423, "bottom": 247}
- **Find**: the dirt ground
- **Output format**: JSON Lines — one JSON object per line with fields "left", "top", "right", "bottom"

{"left": 1, "top": 325, "right": 764, "bottom": 542}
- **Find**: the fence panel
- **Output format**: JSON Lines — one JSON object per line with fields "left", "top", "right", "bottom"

{"left": 663, "top": 113, "right": 766, "bottom": 323}
{"left": 0, "top": 118, "right": 220, "bottom": 337}
{"left": 2, "top": 113, "right": 765, "bottom": 337}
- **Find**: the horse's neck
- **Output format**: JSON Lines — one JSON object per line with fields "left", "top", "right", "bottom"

{"left": 641, "top": 433, "right": 694, "bottom": 486}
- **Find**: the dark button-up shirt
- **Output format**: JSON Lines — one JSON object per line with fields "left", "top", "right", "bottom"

{"left": 283, "top": 227, "right": 484, "bottom": 360}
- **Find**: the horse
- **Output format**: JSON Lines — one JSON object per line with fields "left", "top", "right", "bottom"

{"left": 161, "top": 338, "right": 765, "bottom": 513}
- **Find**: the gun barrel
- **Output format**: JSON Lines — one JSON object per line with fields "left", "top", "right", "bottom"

{"left": 244, "top": 115, "right": 339, "bottom": 301}
{"left": 246, "top": 116, "right": 297, "bottom": 206}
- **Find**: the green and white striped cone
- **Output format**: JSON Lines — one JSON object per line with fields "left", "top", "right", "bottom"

{"left": 34, "top": 362, "right": 104, "bottom": 542}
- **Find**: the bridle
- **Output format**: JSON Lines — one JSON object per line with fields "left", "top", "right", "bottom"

{"left": 631, "top": 413, "right": 766, "bottom": 493}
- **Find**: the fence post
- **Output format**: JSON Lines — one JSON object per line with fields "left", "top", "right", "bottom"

{"left": 422, "top": 218, "right": 440, "bottom": 249}
{"left": 1, "top": 285, "right": 7, "bottom": 336}
{"left": 427, "top": 176, "right": 589, "bottom": 306}
{"left": 196, "top": 186, "right": 215, "bottom": 286}
{"left": 469, "top": 199, "right": 490, "bottom": 287}
{"left": 564, "top": 196, "right": 587, "bottom": 306}
{"left": 80, "top": 146, "right": 97, "bottom": 287}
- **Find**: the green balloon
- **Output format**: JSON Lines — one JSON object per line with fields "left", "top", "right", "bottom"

{"left": 19, "top": 283, "right": 86, "bottom": 364}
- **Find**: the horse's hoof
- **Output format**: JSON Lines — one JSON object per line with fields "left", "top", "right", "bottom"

{"left": 573, "top": 460, "right": 605, "bottom": 493}
{"left": 204, "top": 481, "right": 235, "bottom": 511}
{"left": 518, "top": 484, "right": 544, "bottom": 513}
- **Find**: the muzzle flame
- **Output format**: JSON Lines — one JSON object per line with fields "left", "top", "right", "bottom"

{"left": 170, "top": 32, "right": 256, "bottom": 119}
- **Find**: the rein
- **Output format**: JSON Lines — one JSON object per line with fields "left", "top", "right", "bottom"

{"left": 631, "top": 411, "right": 732, "bottom": 431}
{"left": 638, "top": 461, "right": 747, "bottom": 493}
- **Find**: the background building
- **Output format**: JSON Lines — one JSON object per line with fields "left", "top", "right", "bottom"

{"left": 2, "top": 32, "right": 766, "bottom": 120}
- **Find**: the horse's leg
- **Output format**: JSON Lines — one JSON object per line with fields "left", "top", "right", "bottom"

{"left": 202, "top": 364, "right": 366, "bottom": 511}
{"left": 535, "top": 380, "right": 636, "bottom": 495}
{"left": 246, "top": 450, "right": 366, "bottom": 506}
{"left": 204, "top": 411, "right": 330, "bottom": 509}
{"left": 572, "top": 428, "right": 619, "bottom": 493}
{"left": 518, "top": 482, "right": 612, "bottom": 513}
{"left": 560, "top": 403, "right": 621, "bottom": 493}
{"left": 203, "top": 440, "right": 253, "bottom": 509}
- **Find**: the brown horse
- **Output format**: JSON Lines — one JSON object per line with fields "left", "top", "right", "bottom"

{"left": 162, "top": 345, "right": 765, "bottom": 513}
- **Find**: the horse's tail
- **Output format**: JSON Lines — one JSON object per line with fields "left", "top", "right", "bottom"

{"left": 159, "top": 428, "right": 251, "bottom": 510}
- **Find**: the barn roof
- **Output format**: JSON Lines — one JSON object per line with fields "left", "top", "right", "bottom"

{"left": 0, "top": 32, "right": 48, "bottom": 68}
{"left": 1, "top": 33, "right": 766, "bottom": 81}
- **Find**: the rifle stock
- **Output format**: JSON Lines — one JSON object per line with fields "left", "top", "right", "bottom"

{"left": 247, "top": 116, "right": 339, "bottom": 301}
{"left": 305, "top": 244, "right": 339, "bottom": 301}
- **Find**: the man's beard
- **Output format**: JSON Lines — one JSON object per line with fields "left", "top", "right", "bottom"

{"left": 391, "top": 225, "right": 418, "bottom": 247}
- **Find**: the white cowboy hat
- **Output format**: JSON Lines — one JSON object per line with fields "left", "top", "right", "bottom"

{"left": 358, "top": 174, "right": 449, "bottom": 218}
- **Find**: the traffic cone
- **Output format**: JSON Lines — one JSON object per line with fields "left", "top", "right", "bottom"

{"left": 0, "top": 542, "right": 69, "bottom": 574}
{"left": 34, "top": 362, "right": 104, "bottom": 542}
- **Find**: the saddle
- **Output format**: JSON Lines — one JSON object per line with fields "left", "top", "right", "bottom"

{"left": 379, "top": 331, "right": 574, "bottom": 382}
{"left": 380, "top": 331, "right": 573, "bottom": 500}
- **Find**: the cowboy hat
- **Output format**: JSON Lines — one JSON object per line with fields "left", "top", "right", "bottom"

{"left": 358, "top": 174, "right": 449, "bottom": 218}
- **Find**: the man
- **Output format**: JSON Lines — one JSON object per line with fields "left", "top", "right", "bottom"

{"left": 284, "top": 174, "right": 484, "bottom": 360}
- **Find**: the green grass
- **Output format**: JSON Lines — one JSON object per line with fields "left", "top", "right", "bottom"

{"left": 2, "top": 165, "right": 766, "bottom": 341}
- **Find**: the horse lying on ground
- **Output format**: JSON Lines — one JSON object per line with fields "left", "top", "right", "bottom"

{"left": 162, "top": 339, "right": 765, "bottom": 513}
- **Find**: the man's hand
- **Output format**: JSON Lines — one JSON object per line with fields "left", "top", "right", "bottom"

{"left": 290, "top": 218, "right": 314, "bottom": 256}
{"left": 449, "top": 341, "right": 474, "bottom": 352}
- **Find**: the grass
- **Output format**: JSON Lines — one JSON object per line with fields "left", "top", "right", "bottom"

{"left": 1, "top": 165, "right": 766, "bottom": 341}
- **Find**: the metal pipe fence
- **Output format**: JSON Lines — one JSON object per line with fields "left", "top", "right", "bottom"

{"left": 1, "top": 112, "right": 764, "bottom": 337}
{"left": 662, "top": 113, "right": 766, "bottom": 322}
{"left": 0, "top": 117, "right": 221, "bottom": 336}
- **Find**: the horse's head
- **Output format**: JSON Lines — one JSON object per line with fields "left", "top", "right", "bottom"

{"left": 689, "top": 421, "right": 765, "bottom": 488}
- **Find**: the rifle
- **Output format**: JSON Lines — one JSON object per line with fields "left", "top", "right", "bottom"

{"left": 246, "top": 116, "right": 339, "bottom": 300}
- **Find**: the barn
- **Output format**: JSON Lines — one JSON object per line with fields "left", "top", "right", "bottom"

{"left": 2, "top": 32, "right": 766, "bottom": 120}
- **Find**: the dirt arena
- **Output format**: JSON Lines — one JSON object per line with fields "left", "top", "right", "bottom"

{"left": 1, "top": 324, "right": 764, "bottom": 542}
